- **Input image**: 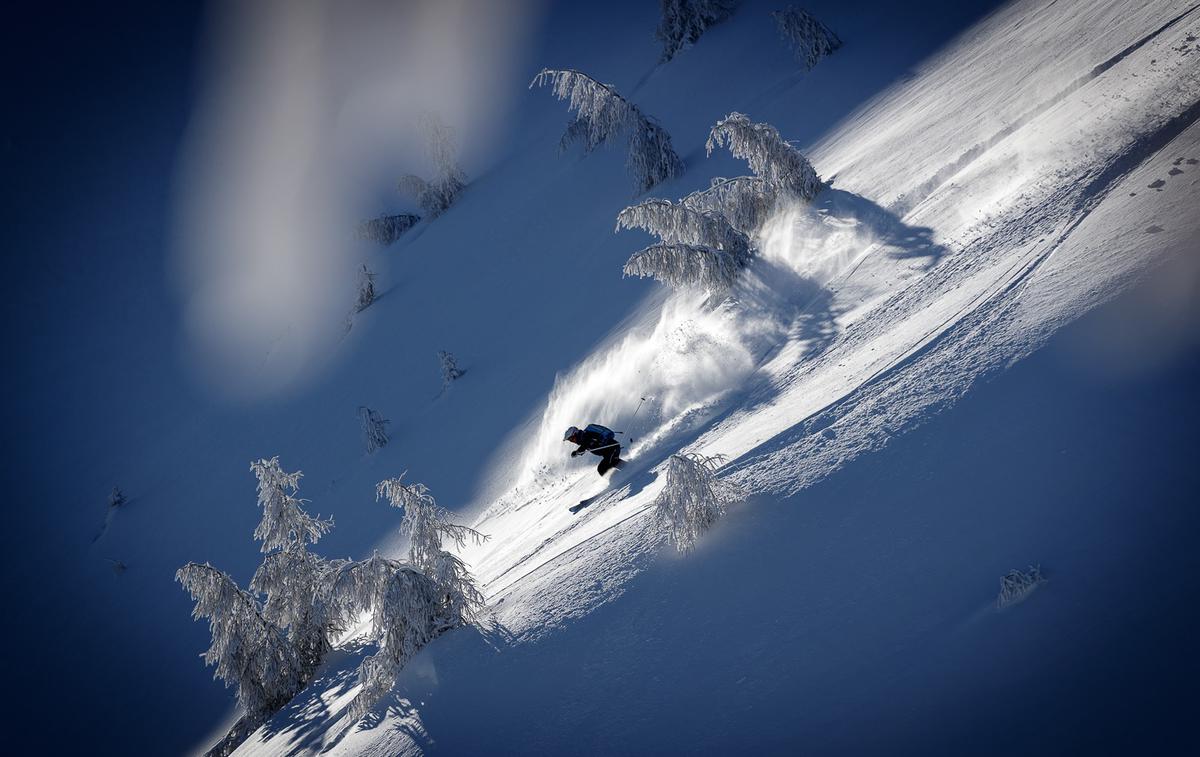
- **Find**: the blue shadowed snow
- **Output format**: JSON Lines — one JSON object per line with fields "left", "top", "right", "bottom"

{"left": 13, "top": 0, "right": 1200, "bottom": 755}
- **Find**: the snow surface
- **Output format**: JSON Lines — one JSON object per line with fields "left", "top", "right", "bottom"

{"left": 6, "top": 0, "right": 1199, "bottom": 754}
{"left": 228, "top": 0, "right": 1200, "bottom": 754}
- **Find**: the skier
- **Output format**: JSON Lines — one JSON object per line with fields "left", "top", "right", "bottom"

{"left": 564, "top": 424, "right": 625, "bottom": 476}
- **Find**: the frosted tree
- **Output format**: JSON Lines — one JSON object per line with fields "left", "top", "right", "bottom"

{"left": 176, "top": 562, "right": 305, "bottom": 727}
{"left": 656, "top": 0, "right": 740, "bottom": 62}
{"left": 398, "top": 113, "right": 467, "bottom": 218}
{"left": 681, "top": 175, "right": 776, "bottom": 235}
{"left": 249, "top": 457, "right": 333, "bottom": 552}
{"left": 531, "top": 68, "right": 684, "bottom": 194}
{"left": 356, "top": 213, "right": 420, "bottom": 246}
{"left": 358, "top": 406, "right": 390, "bottom": 453}
{"left": 996, "top": 565, "right": 1046, "bottom": 609}
{"left": 109, "top": 485, "right": 126, "bottom": 508}
{"left": 329, "top": 553, "right": 441, "bottom": 720}
{"left": 355, "top": 265, "right": 376, "bottom": 312}
{"left": 707, "top": 112, "right": 821, "bottom": 203}
{"left": 437, "top": 350, "right": 465, "bottom": 388}
{"left": 651, "top": 452, "right": 744, "bottom": 553}
{"left": 616, "top": 198, "right": 751, "bottom": 291}
{"left": 247, "top": 457, "right": 338, "bottom": 677}
{"left": 772, "top": 6, "right": 842, "bottom": 72}
{"left": 377, "top": 474, "right": 487, "bottom": 629}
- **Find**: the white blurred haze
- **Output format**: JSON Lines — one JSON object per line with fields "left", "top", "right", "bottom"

{"left": 172, "top": 0, "right": 539, "bottom": 400}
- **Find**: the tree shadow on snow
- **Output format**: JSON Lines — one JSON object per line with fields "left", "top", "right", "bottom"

{"left": 817, "top": 186, "right": 948, "bottom": 269}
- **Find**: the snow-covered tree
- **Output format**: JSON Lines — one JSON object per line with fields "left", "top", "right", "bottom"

{"left": 109, "top": 485, "right": 126, "bottom": 509}
{"left": 531, "top": 68, "right": 684, "bottom": 194}
{"left": 996, "top": 565, "right": 1046, "bottom": 609}
{"left": 329, "top": 553, "right": 441, "bottom": 720}
{"left": 398, "top": 113, "right": 467, "bottom": 218}
{"left": 247, "top": 457, "right": 338, "bottom": 677}
{"left": 656, "top": 0, "right": 740, "bottom": 62}
{"left": 249, "top": 457, "right": 332, "bottom": 553}
{"left": 437, "top": 350, "right": 465, "bottom": 388}
{"left": 176, "top": 562, "right": 305, "bottom": 726}
{"left": 358, "top": 406, "right": 390, "bottom": 453}
{"left": 651, "top": 452, "right": 744, "bottom": 552}
{"left": 772, "top": 6, "right": 841, "bottom": 72}
{"left": 707, "top": 112, "right": 821, "bottom": 203}
{"left": 616, "top": 198, "right": 751, "bottom": 291}
{"left": 251, "top": 550, "right": 342, "bottom": 677}
{"left": 681, "top": 175, "right": 776, "bottom": 236}
{"left": 377, "top": 474, "right": 487, "bottom": 629}
{"left": 356, "top": 264, "right": 376, "bottom": 312}
{"left": 356, "top": 213, "right": 420, "bottom": 246}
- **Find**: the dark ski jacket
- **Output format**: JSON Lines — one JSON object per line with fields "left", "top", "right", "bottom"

{"left": 571, "top": 428, "right": 618, "bottom": 457}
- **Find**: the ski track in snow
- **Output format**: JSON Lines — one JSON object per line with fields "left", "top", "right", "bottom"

{"left": 235, "top": 1, "right": 1200, "bottom": 753}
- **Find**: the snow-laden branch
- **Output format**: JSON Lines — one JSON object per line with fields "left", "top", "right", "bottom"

{"left": 617, "top": 198, "right": 751, "bottom": 291}
{"left": 378, "top": 474, "right": 488, "bottom": 629}
{"left": 531, "top": 68, "right": 684, "bottom": 193}
{"left": 617, "top": 198, "right": 747, "bottom": 251}
{"left": 250, "top": 457, "right": 332, "bottom": 553}
{"left": 176, "top": 562, "right": 304, "bottom": 726}
{"left": 377, "top": 475, "right": 487, "bottom": 567}
{"left": 329, "top": 553, "right": 441, "bottom": 721}
{"left": 624, "top": 243, "right": 748, "bottom": 292}
{"left": 681, "top": 175, "right": 776, "bottom": 236}
{"left": 707, "top": 112, "right": 820, "bottom": 202}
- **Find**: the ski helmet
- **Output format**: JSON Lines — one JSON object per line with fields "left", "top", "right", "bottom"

{"left": 563, "top": 426, "right": 580, "bottom": 441}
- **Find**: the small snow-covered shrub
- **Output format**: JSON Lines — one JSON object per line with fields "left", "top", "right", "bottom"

{"left": 356, "top": 213, "right": 420, "bottom": 246}
{"left": 657, "top": 0, "right": 740, "bottom": 62}
{"left": 531, "top": 68, "right": 684, "bottom": 194}
{"left": 707, "top": 112, "right": 821, "bottom": 203}
{"left": 437, "top": 350, "right": 465, "bottom": 388}
{"left": 996, "top": 565, "right": 1046, "bottom": 609}
{"left": 772, "top": 6, "right": 841, "bottom": 72}
{"left": 356, "top": 264, "right": 377, "bottom": 312}
{"left": 398, "top": 113, "right": 467, "bottom": 218}
{"left": 652, "top": 452, "right": 744, "bottom": 552}
{"left": 108, "top": 485, "right": 126, "bottom": 508}
{"left": 358, "top": 406, "right": 390, "bottom": 453}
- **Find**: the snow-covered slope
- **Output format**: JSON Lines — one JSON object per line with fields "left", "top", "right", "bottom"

{"left": 225, "top": 0, "right": 1200, "bottom": 754}
{"left": 7, "top": 0, "right": 1198, "bottom": 754}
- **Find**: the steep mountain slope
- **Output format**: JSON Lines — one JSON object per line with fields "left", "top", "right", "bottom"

{"left": 227, "top": 0, "right": 1200, "bottom": 754}
{"left": 6, "top": 0, "right": 1198, "bottom": 755}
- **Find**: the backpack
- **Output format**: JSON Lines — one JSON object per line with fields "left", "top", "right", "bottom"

{"left": 584, "top": 423, "right": 615, "bottom": 443}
